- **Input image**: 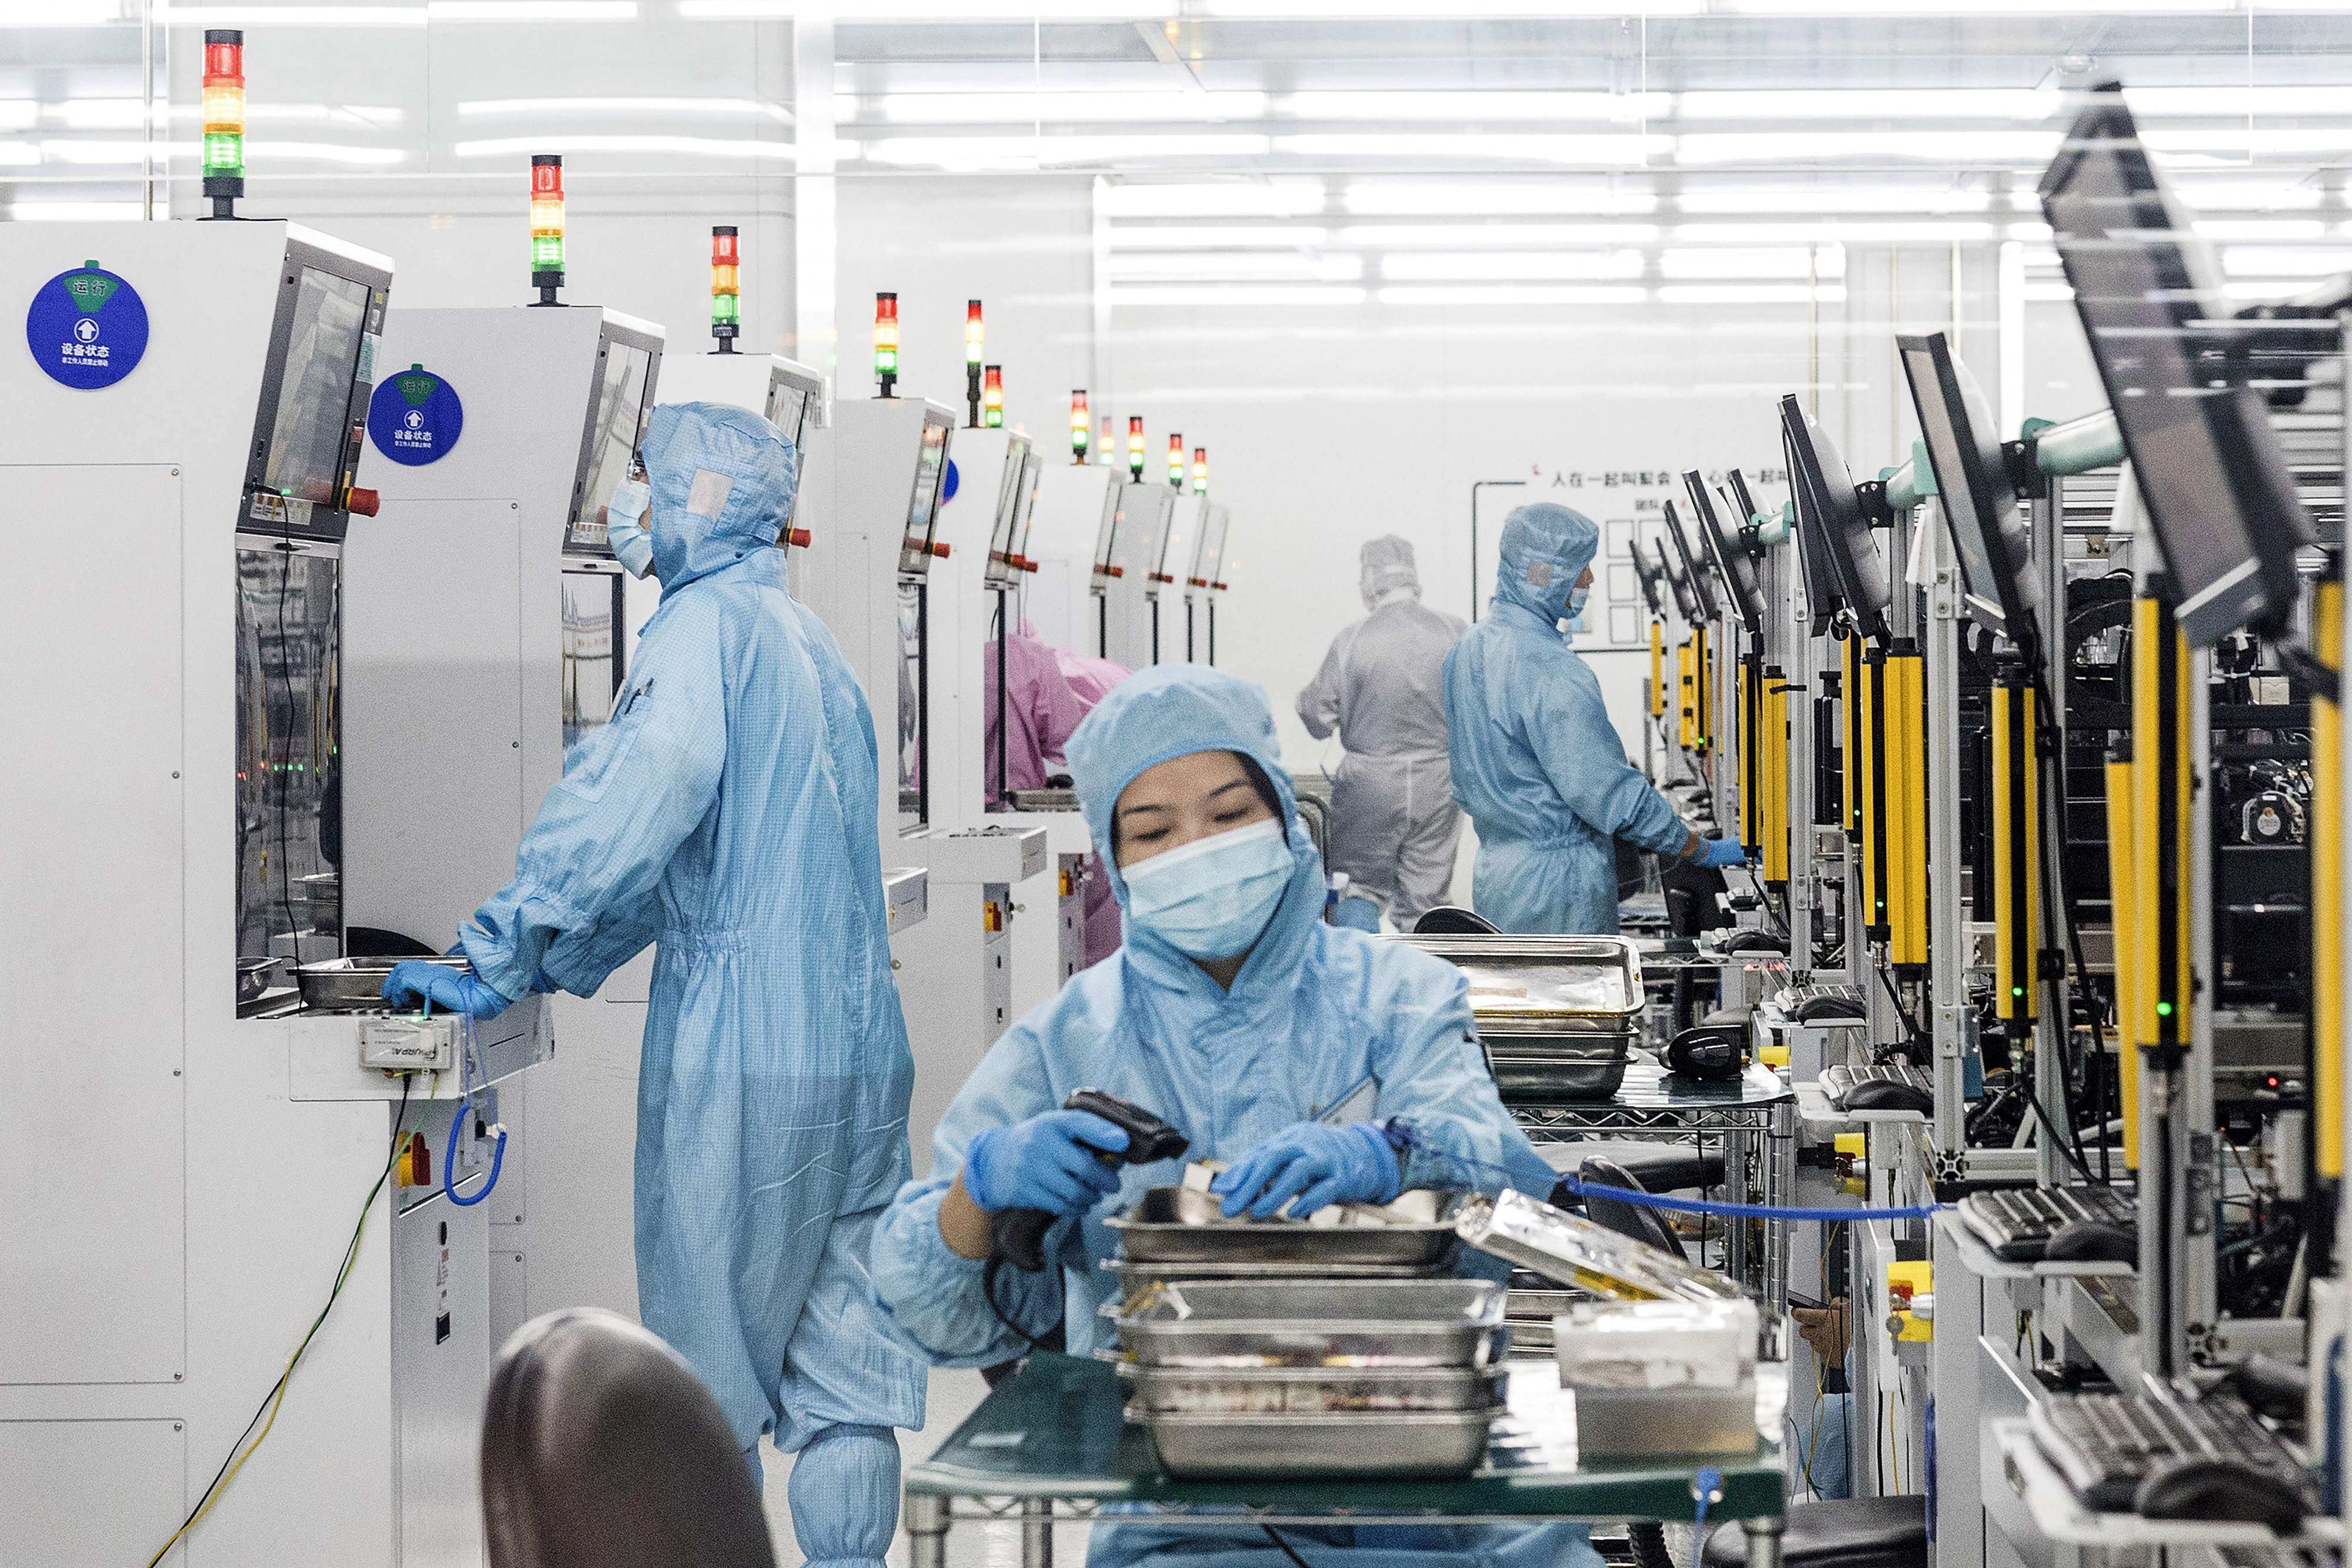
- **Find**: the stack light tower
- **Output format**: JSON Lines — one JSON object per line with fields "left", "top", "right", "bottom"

{"left": 964, "top": 299, "right": 984, "bottom": 426}
{"left": 1070, "top": 391, "right": 1090, "bottom": 462}
{"left": 1167, "top": 432, "right": 1184, "bottom": 489}
{"left": 529, "top": 155, "right": 565, "bottom": 305}
{"left": 1127, "top": 416, "right": 1145, "bottom": 483}
{"left": 710, "top": 225, "right": 740, "bottom": 353}
{"left": 200, "top": 29, "right": 245, "bottom": 219}
{"left": 874, "top": 290, "right": 898, "bottom": 397}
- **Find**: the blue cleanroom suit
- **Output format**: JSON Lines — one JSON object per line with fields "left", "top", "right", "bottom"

{"left": 457, "top": 402, "right": 924, "bottom": 1566}
{"left": 868, "top": 663, "right": 1588, "bottom": 1568}
{"left": 1443, "top": 504, "right": 1694, "bottom": 934}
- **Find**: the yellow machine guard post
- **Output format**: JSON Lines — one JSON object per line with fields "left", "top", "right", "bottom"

{"left": 1842, "top": 631, "right": 1865, "bottom": 841}
{"left": 1678, "top": 640, "right": 1699, "bottom": 751}
{"left": 1992, "top": 674, "right": 2041, "bottom": 1040}
{"left": 2104, "top": 755, "right": 2143, "bottom": 1171}
{"left": 1696, "top": 626, "right": 1713, "bottom": 754}
{"left": 2314, "top": 580, "right": 2342, "bottom": 1179}
{"left": 1650, "top": 620, "right": 1667, "bottom": 719}
{"left": 1763, "top": 676, "right": 1792, "bottom": 882}
{"left": 1885, "top": 650, "right": 1929, "bottom": 968}
{"left": 1860, "top": 646, "right": 1889, "bottom": 941}
{"left": 2129, "top": 598, "right": 2195, "bottom": 1060}
{"left": 1739, "top": 659, "right": 1760, "bottom": 852}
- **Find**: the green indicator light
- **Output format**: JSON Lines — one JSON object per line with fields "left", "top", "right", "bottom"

{"left": 2156, "top": 1002, "right": 2174, "bottom": 1018}
{"left": 876, "top": 347, "right": 898, "bottom": 373}
{"left": 2010, "top": 986, "right": 2024, "bottom": 997}
{"left": 532, "top": 234, "right": 565, "bottom": 269}
{"left": 203, "top": 132, "right": 243, "bottom": 175}
{"left": 711, "top": 293, "right": 740, "bottom": 325}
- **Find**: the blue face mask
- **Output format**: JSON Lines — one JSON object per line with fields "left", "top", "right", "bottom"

{"left": 1566, "top": 584, "right": 1591, "bottom": 621}
{"left": 1121, "top": 817, "right": 1293, "bottom": 961}
{"left": 607, "top": 477, "right": 654, "bottom": 579}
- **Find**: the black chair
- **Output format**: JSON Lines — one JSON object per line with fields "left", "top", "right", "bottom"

{"left": 1414, "top": 905, "right": 1500, "bottom": 935}
{"left": 481, "top": 1308, "right": 777, "bottom": 1568}
{"left": 1574, "top": 1154, "right": 1687, "bottom": 1261}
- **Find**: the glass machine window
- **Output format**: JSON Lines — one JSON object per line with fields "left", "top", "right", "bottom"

{"left": 261, "top": 269, "right": 371, "bottom": 506}
{"left": 560, "top": 570, "right": 623, "bottom": 753}
{"left": 570, "top": 339, "right": 654, "bottom": 553}
{"left": 235, "top": 547, "right": 343, "bottom": 988}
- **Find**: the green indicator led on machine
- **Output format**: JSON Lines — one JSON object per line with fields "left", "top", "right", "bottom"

{"left": 2011, "top": 985, "right": 2024, "bottom": 997}
{"left": 2156, "top": 1002, "right": 2174, "bottom": 1018}
{"left": 532, "top": 234, "right": 564, "bottom": 269}
{"left": 203, "top": 132, "right": 243, "bottom": 175}
{"left": 711, "top": 293, "right": 740, "bottom": 325}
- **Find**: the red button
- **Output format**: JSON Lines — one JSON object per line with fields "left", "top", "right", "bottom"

{"left": 344, "top": 487, "right": 380, "bottom": 517}
{"left": 787, "top": 527, "right": 813, "bottom": 548}
{"left": 930, "top": 541, "right": 952, "bottom": 559}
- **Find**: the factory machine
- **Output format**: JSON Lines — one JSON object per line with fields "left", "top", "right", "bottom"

{"left": 1185, "top": 495, "right": 1234, "bottom": 667}
{"left": 0, "top": 206, "right": 550, "bottom": 1563}
{"left": 1024, "top": 457, "right": 1124, "bottom": 662}
{"left": 1106, "top": 477, "right": 1178, "bottom": 671}
{"left": 352, "top": 267, "right": 666, "bottom": 1355}
{"left": 1639, "top": 85, "right": 2352, "bottom": 1567}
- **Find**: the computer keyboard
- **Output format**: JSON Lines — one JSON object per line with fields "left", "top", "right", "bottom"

{"left": 2028, "top": 1389, "right": 2308, "bottom": 1514}
{"left": 1822, "top": 1063, "right": 1931, "bottom": 1106}
{"left": 1782, "top": 982, "right": 1867, "bottom": 1017}
{"left": 1957, "top": 1185, "right": 2137, "bottom": 1262}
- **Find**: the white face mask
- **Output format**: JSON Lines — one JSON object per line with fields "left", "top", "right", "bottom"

{"left": 607, "top": 477, "right": 654, "bottom": 579}
{"left": 1121, "top": 817, "right": 1293, "bottom": 960}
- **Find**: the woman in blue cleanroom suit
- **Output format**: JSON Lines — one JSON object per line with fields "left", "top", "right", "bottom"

{"left": 868, "top": 663, "right": 1587, "bottom": 1568}
{"left": 1444, "top": 502, "right": 1746, "bottom": 934}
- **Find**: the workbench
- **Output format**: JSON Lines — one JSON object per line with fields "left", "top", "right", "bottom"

{"left": 904, "top": 1353, "right": 1789, "bottom": 1568}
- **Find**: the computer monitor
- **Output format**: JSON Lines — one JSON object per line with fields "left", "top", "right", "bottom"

{"left": 1655, "top": 536, "right": 1702, "bottom": 623}
{"left": 984, "top": 436, "right": 1035, "bottom": 591}
{"left": 2038, "top": 85, "right": 2313, "bottom": 646}
{"left": 1896, "top": 332, "right": 2040, "bottom": 647}
{"left": 241, "top": 240, "right": 389, "bottom": 541}
{"left": 1682, "top": 469, "right": 1764, "bottom": 631}
{"left": 567, "top": 326, "right": 660, "bottom": 556}
{"left": 1632, "top": 540, "right": 1671, "bottom": 620}
{"left": 764, "top": 363, "right": 821, "bottom": 456}
{"left": 1779, "top": 394, "right": 1892, "bottom": 633}
{"left": 897, "top": 414, "right": 952, "bottom": 577}
{"left": 1659, "top": 498, "right": 1722, "bottom": 623}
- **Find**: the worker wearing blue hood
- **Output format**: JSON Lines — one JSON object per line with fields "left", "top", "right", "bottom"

{"left": 1444, "top": 502, "right": 1745, "bottom": 934}
{"left": 382, "top": 402, "right": 924, "bottom": 1566}
{"left": 869, "top": 664, "right": 1582, "bottom": 1568}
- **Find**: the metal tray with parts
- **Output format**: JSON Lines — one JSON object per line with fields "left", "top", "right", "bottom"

{"left": 1107, "top": 1186, "right": 1463, "bottom": 1271}
{"left": 1482, "top": 1034, "right": 1636, "bottom": 1103}
{"left": 1452, "top": 1189, "right": 1745, "bottom": 1305}
{"left": 1115, "top": 1278, "right": 1508, "bottom": 1370}
{"left": 1135, "top": 1407, "right": 1499, "bottom": 1478}
{"left": 295, "top": 955, "right": 468, "bottom": 1014}
{"left": 1395, "top": 934, "right": 1647, "bottom": 1038}
{"left": 1119, "top": 1361, "right": 1507, "bottom": 1416}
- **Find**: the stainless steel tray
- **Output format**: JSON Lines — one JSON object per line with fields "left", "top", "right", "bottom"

{"left": 1107, "top": 1258, "right": 1444, "bottom": 1292}
{"left": 1139, "top": 1407, "right": 1496, "bottom": 1478}
{"left": 1505, "top": 1287, "right": 1583, "bottom": 1318}
{"left": 1484, "top": 1039, "right": 1632, "bottom": 1103}
{"left": 295, "top": 955, "right": 467, "bottom": 1014}
{"left": 1453, "top": 1189, "right": 1744, "bottom": 1304}
{"left": 1117, "top": 1278, "right": 1506, "bottom": 1369}
{"left": 1396, "top": 934, "right": 1645, "bottom": 1036}
{"left": 1108, "top": 1186, "right": 1462, "bottom": 1269}
{"left": 1120, "top": 1362, "right": 1506, "bottom": 1416}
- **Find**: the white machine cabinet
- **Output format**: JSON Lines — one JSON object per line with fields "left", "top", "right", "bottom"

{"left": 0, "top": 220, "right": 552, "bottom": 1567}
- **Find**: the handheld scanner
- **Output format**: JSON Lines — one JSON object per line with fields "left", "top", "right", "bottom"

{"left": 994, "top": 1088, "right": 1189, "bottom": 1272}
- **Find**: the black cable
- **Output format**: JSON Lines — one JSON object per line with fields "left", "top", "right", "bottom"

{"left": 273, "top": 523, "right": 302, "bottom": 968}
{"left": 1874, "top": 966, "right": 1925, "bottom": 1042}
{"left": 2017, "top": 1079, "right": 2098, "bottom": 1185}
{"left": 1260, "top": 1526, "right": 1317, "bottom": 1568}
{"left": 980, "top": 1254, "right": 1045, "bottom": 1352}
{"left": 154, "top": 1073, "right": 413, "bottom": 1565}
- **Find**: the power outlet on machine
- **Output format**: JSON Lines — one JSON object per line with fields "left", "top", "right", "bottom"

{"left": 359, "top": 1015, "right": 459, "bottom": 1072}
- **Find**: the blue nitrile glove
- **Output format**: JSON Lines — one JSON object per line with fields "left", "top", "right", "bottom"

{"left": 380, "top": 960, "right": 513, "bottom": 1018}
{"left": 1212, "top": 1122, "right": 1402, "bottom": 1219}
{"left": 963, "top": 1110, "right": 1133, "bottom": 1218}
{"left": 1695, "top": 837, "right": 1753, "bottom": 870}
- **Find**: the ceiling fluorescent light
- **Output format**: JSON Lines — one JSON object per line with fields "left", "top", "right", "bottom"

{"left": 1721, "top": 0, "right": 2223, "bottom": 13}
{"left": 1671, "top": 219, "right": 1996, "bottom": 243}
{"left": 2196, "top": 219, "right": 2328, "bottom": 240}
{"left": 1202, "top": 0, "right": 1701, "bottom": 14}
{"left": 426, "top": 2, "right": 636, "bottom": 17}
{"left": 9, "top": 200, "right": 145, "bottom": 220}
{"left": 2171, "top": 179, "right": 2326, "bottom": 211}
{"left": 1660, "top": 246, "right": 1829, "bottom": 279}
{"left": 1381, "top": 249, "right": 1645, "bottom": 281}
{"left": 15, "top": 2, "right": 130, "bottom": 24}
{"left": 0, "top": 142, "right": 49, "bottom": 167}
{"left": 1656, "top": 283, "right": 1845, "bottom": 304}
{"left": 1676, "top": 131, "right": 2062, "bottom": 164}
{"left": 155, "top": 4, "right": 427, "bottom": 24}
{"left": 2221, "top": 245, "right": 2352, "bottom": 278}
{"left": 1676, "top": 89, "right": 2054, "bottom": 121}
{"left": 1101, "top": 180, "right": 1326, "bottom": 218}
{"left": 1337, "top": 221, "right": 1661, "bottom": 245}
{"left": 1109, "top": 285, "right": 1369, "bottom": 306}
{"left": 866, "top": 92, "right": 1268, "bottom": 125}
{"left": 460, "top": 96, "right": 790, "bottom": 121}
{"left": 2144, "top": 126, "right": 2352, "bottom": 156}
{"left": 863, "top": 134, "right": 1267, "bottom": 169}
{"left": 39, "top": 138, "right": 406, "bottom": 165}
{"left": 1279, "top": 91, "right": 1666, "bottom": 123}
{"left": 455, "top": 133, "right": 791, "bottom": 159}
{"left": 681, "top": 0, "right": 1162, "bottom": 14}
{"left": 1107, "top": 251, "right": 1362, "bottom": 282}
{"left": 1108, "top": 224, "right": 1333, "bottom": 248}
{"left": 1277, "top": 132, "right": 1666, "bottom": 165}
{"left": 1376, "top": 284, "right": 1650, "bottom": 305}
{"left": 1675, "top": 188, "right": 1992, "bottom": 215}
{"left": 1342, "top": 180, "right": 1656, "bottom": 216}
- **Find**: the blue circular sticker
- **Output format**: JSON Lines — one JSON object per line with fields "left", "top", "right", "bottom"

{"left": 368, "top": 363, "right": 465, "bottom": 466}
{"left": 942, "top": 457, "right": 961, "bottom": 504}
{"left": 25, "top": 261, "right": 149, "bottom": 390}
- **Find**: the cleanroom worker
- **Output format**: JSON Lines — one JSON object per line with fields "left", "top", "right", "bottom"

{"left": 869, "top": 663, "right": 1586, "bottom": 1568}
{"left": 380, "top": 402, "right": 924, "bottom": 1567}
{"left": 1444, "top": 502, "right": 1746, "bottom": 934}
{"left": 1297, "top": 535, "right": 1467, "bottom": 931}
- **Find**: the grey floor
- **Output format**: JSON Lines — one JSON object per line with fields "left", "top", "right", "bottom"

{"left": 754, "top": 1367, "right": 1098, "bottom": 1568}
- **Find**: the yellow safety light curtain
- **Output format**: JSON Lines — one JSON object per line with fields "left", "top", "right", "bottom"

{"left": 1861, "top": 646, "right": 1890, "bottom": 942}
{"left": 2129, "top": 597, "right": 2194, "bottom": 1056}
{"left": 2314, "top": 580, "right": 2342, "bottom": 1179}
{"left": 1696, "top": 626, "right": 1713, "bottom": 753}
{"left": 1992, "top": 674, "right": 2041, "bottom": 1038}
{"left": 1763, "top": 677, "right": 1792, "bottom": 882}
{"left": 1650, "top": 621, "right": 1667, "bottom": 719}
{"left": 2104, "top": 753, "right": 2143, "bottom": 1171}
{"left": 1886, "top": 651, "right": 1930, "bottom": 968}
{"left": 1678, "top": 641, "right": 1698, "bottom": 751}
{"left": 1842, "top": 631, "right": 1864, "bottom": 841}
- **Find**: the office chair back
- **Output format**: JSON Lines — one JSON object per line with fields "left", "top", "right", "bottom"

{"left": 481, "top": 1308, "right": 778, "bottom": 1568}
{"left": 1576, "top": 1155, "right": 1688, "bottom": 1262}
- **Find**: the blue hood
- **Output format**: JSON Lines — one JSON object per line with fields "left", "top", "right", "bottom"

{"left": 1065, "top": 664, "right": 1325, "bottom": 996}
{"left": 636, "top": 400, "right": 799, "bottom": 589}
{"left": 1491, "top": 501, "right": 1599, "bottom": 626}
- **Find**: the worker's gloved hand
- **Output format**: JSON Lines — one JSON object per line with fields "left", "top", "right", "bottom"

{"left": 380, "top": 959, "right": 512, "bottom": 1018}
{"left": 1793, "top": 1298, "right": 1850, "bottom": 1362}
{"left": 1694, "top": 837, "right": 1752, "bottom": 870}
{"left": 1212, "top": 1122, "right": 1402, "bottom": 1219}
{"left": 962, "top": 1110, "right": 1132, "bottom": 1218}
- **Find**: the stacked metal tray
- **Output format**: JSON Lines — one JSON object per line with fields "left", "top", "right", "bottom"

{"left": 1396, "top": 935, "right": 1646, "bottom": 1103}
{"left": 294, "top": 955, "right": 467, "bottom": 1014}
{"left": 1105, "top": 1185, "right": 1461, "bottom": 1289}
{"left": 1115, "top": 1278, "right": 1509, "bottom": 1478}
